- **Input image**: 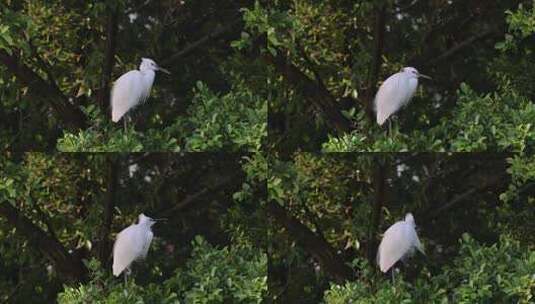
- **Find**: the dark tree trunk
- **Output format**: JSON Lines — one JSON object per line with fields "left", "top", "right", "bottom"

{"left": 364, "top": 4, "right": 387, "bottom": 122}
{"left": 97, "top": 157, "right": 119, "bottom": 268}
{"left": 97, "top": 6, "right": 119, "bottom": 114}
{"left": 368, "top": 157, "right": 387, "bottom": 263}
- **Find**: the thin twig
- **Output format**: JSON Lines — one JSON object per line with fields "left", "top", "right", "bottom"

{"left": 160, "top": 15, "right": 242, "bottom": 66}
{"left": 425, "top": 29, "right": 496, "bottom": 66}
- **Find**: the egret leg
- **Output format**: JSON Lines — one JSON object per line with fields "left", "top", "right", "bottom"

{"left": 123, "top": 117, "right": 127, "bottom": 132}
{"left": 122, "top": 269, "right": 129, "bottom": 297}
{"left": 124, "top": 268, "right": 131, "bottom": 286}
{"left": 391, "top": 269, "right": 395, "bottom": 284}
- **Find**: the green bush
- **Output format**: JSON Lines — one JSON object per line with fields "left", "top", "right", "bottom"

{"left": 323, "top": 234, "right": 534, "bottom": 304}
{"left": 322, "top": 80, "right": 535, "bottom": 152}
{"left": 56, "top": 79, "right": 266, "bottom": 152}
{"left": 58, "top": 236, "right": 267, "bottom": 304}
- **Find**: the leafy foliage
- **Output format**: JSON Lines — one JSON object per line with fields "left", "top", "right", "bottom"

{"left": 56, "top": 80, "right": 266, "bottom": 152}
{"left": 58, "top": 236, "right": 267, "bottom": 304}
{"left": 1, "top": 0, "right": 265, "bottom": 151}
{"left": 0, "top": 153, "right": 267, "bottom": 303}
{"left": 267, "top": 153, "right": 533, "bottom": 303}
{"left": 263, "top": 0, "right": 535, "bottom": 152}
{"left": 323, "top": 234, "right": 534, "bottom": 304}
{"left": 323, "top": 81, "right": 535, "bottom": 152}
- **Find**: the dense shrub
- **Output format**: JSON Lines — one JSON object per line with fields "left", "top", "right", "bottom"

{"left": 323, "top": 234, "right": 534, "bottom": 304}
{"left": 58, "top": 236, "right": 267, "bottom": 304}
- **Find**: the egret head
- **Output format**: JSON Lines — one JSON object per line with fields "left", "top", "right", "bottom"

{"left": 140, "top": 58, "right": 171, "bottom": 74}
{"left": 405, "top": 213, "right": 415, "bottom": 226}
{"left": 138, "top": 213, "right": 157, "bottom": 226}
{"left": 401, "top": 67, "right": 431, "bottom": 80}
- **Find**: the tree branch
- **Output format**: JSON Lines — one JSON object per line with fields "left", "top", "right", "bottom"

{"left": 267, "top": 201, "right": 354, "bottom": 283}
{"left": 0, "top": 202, "right": 88, "bottom": 282}
{"left": 97, "top": 157, "right": 119, "bottom": 267}
{"left": 364, "top": 4, "right": 387, "bottom": 121}
{"left": 423, "top": 29, "right": 496, "bottom": 67}
{"left": 28, "top": 39, "right": 63, "bottom": 101}
{"left": 262, "top": 46, "right": 351, "bottom": 133}
{"left": 157, "top": 173, "right": 237, "bottom": 215}
{"left": 423, "top": 171, "right": 507, "bottom": 220}
{"left": 160, "top": 16, "right": 242, "bottom": 66}
{"left": 295, "top": 41, "right": 324, "bottom": 88}
{"left": 0, "top": 50, "right": 87, "bottom": 129}
{"left": 395, "top": 0, "right": 420, "bottom": 13}
{"left": 97, "top": 6, "right": 119, "bottom": 113}
{"left": 367, "top": 158, "right": 387, "bottom": 263}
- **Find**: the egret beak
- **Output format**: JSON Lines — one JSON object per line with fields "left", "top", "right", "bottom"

{"left": 153, "top": 218, "right": 167, "bottom": 222}
{"left": 157, "top": 66, "right": 171, "bottom": 74}
{"left": 418, "top": 73, "right": 432, "bottom": 80}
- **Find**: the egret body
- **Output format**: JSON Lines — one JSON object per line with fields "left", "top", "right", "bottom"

{"left": 374, "top": 67, "right": 431, "bottom": 126}
{"left": 376, "top": 213, "right": 424, "bottom": 274}
{"left": 111, "top": 58, "right": 170, "bottom": 124}
{"left": 112, "top": 213, "right": 157, "bottom": 281}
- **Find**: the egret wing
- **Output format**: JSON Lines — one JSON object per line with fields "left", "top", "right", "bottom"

{"left": 411, "top": 228, "right": 425, "bottom": 254}
{"left": 375, "top": 73, "right": 404, "bottom": 125}
{"left": 377, "top": 221, "right": 413, "bottom": 272}
{"left": 139, "top": 230, "right": 153, "bottom": 259}
{"left": 399, "top": 78, "right": 418, "bottom": 108}
{"left": 111, "top": 71, "right": 145, "bottom": 122}
{"left": 138, "top": 72, "right": 155, "bottom": 105}
{"left": 112, "top": 225, "right": 145, "bottom": 276}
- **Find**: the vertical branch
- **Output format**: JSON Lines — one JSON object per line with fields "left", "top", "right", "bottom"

{"left": 368, "top": 157, "right": 387, "bottom": 263}
{"left": 97, "top": 6, "right": 119, "bottom": 113}
{"left": 97, "top": 157, "right": 119, "bottom": 267}
{"left": 364, "top": 4, "right": 387, "bottom": 122}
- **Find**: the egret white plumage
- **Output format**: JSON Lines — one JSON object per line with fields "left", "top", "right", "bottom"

{"left": 374, "top": 67, "right": 431, "bottom": 126}
{"left": 110, "top": 58, "right": 170, "bottom": 127}
{"left": 376, "top": 213, "right": 424, "bottom": 278}
{"left": 112, "top": 213, "right": 161, "bottom": 283}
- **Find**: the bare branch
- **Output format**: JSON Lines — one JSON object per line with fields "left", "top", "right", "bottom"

{"left": 424, "top": 171, "right": 507, "bottom": 220}
{"left": 161, "top": 16, "right": 242, "bottom": 66}
{"left": 157, "top": 173, "right": 237, "bottom": 215}
{"left": 424, "top": 29, "right": 496, "bottom": 66}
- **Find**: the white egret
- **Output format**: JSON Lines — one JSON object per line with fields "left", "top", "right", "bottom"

{"left": 376, "top": 213, "right": 424, "bottom": 281}
{"left": 110, "top": 58, "right": 170, "bottom": 128}
{"left": 374, "top": 67, "right": 431, "bottom": 127}
{"left": 112, "top": 213, "right": 163, "bottom": 283}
